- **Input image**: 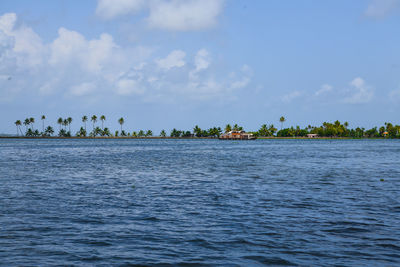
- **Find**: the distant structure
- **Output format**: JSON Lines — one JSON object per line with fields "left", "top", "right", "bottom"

{"left": 307, "top": 133, "right": 318, "bottom": 138}
{"left": 219, "top": 130, "right": 256, "bottom": 140}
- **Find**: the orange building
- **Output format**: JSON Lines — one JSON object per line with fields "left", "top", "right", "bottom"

{"left": 219, "top": 130, "right": 256, "bottom": 140}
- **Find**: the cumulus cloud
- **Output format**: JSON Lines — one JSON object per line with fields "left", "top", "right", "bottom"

{"left": 315, "top": 84, "right": 333, "bottom": 96}
{"left": 0, "top": 13, "right": 16, "bottom": 33}
{"left": 156, "top": 50, "right": 186, "bottom": 70}
{"left": 365, "top": 0, "right": 400, "bottom": 18}
{"left": 343, "top": 77, "right": 374, "bottom": 104}
{"left": 193, "top": 49, "right": 210, "bottom": 72}
{"left": 0, "top": 13, "right": 44, "bottom": 68}
{"left": 189, "top": 48, "right": 210, "bottom": 79}
{"left": 0, "top": 13, "right": 251, "bottom": 103}
{"left": 96, "top": 0, "right": 145, "bottom": 20}
{"left": 50, "top": 28, "right": 118, "bottom": 74}
{"left": 95, "top": 0, "right": 225, "bottom": 31}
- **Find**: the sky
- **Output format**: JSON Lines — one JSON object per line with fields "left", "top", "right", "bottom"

{"left": 1, "top": 0, "right": 400, "bottom": 134}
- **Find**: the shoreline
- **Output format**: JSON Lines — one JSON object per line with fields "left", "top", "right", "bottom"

{"left": 0, "top": 136, "right": 390, "bottom": 140}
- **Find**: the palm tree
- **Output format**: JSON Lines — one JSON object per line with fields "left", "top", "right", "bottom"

{"left": 82, "top": 116, "right": 88, "bottom": 132}
{"left": 193, "top": 125, "right": 202, "bottom": 137}
{"left": 91, "top": 115, "right": 97, "bottom": 131}
{"left": 63, "top": 119, "right": 68, "bottom": 131}
{"left": 23, "top": 118, "right": 30, "bottom": 133}
{"left": 269, "top": 124, "right": 277, "bottom": 136}
{"left": 45, "top": 126, "right": 54, "bottom": 136}
{"left": 100, "top": 115, "right": 106, "bottom": 130}
{"left": 225, "top": 124, "right": 232, "bottom": 133}
{"left": 15, "top": 120, "right": 22, "bottom": 136}
{"left": 67, "top": 117, "right": 72, "bottom": 132}
{"left": 259, "top": 124, "right": 269, "bottom": 136}
{"left": 57, "top": 117, "right": 63, "bottom": 131}
{"left": 279, "top": 116, "right": 286, "bottom": 130}
{"left": 145, "top": 130, "right": 153, "bottom": 137}
{"left": 29, "top": 117, "right": 35, "bottom": 130}
{"left": 118, "top": 117, "right": 124, "bottom": 133}
{"left": 102, "top": 127, "right": 110, "bottom": 137}
{"left": 41, "top": 115, "right": 46, "bottom": 132}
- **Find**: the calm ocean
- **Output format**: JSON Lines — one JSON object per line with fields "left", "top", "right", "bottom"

{"left": 0, "top": 139, "right": 399, "bottom": 266}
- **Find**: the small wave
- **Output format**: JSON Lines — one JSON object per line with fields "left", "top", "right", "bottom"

{"left": 242, "top": 255, "right": 295, "bottom": 266}
{"left": 323, "top": 227, "right": 370, "bottom": 234}
{"left": 186, "top": 238, "right": 215, "bottom": 249}
{"left": 80, "top": 255, "right": 104, "bottom": 262}
{"left": 139, "top": 216, "right": 160, "bottom": 222}
{"left": 74, "top": 239, "right": 112, "bottom": 246}
{"left": 377, "top": 243, "right": 400, "bottom": 251}
{"left": 70, "top": 218, "right": 105, "bottom": 224}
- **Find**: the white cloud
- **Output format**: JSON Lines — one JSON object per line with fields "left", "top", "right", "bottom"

{"left": 282, "top": 91, "right": 302, "bottom": 103}
{"left": 194, "top": 49, "right": 210, "bottom": 72}
{"left": 116, "top": 79, "right": 144, "bottom": 95}
{"left": 315, "top": 84, "right": 333, "bottom": 96}
{"left": 343, "top": 77, "right": 374, "bottom": 104}
{"left": 229, "top": 65, "right": 252, "bottom": 90}
{"left": 95, "top": 0, "right": 225, "bottom": 31}
{"left": 0, "top": 13, "right": 16, "bottom": 34}
{"left": 0, "top": 12, "right": 251, "bottom": 104}
{"left": 189, "top": 48, "right": 210, "bottom": 79}
{"left": 156, "top": 50, "right": 186, "bottom": 70}
{"left": 50, "top": 28, "right": 117, "bottom": 74}
{"left": 365, "top": 0, "right": 400, "bottom": 18}
{"left": 147, "top": 0, "right": 224, "bottom": 31}
{"left": 96, "top": 0, "right": 146, "bottom": 20}
{"left": 69, "top": 82, "right": 96, "bottom": 96}
{"left": 0, "top": 13, "right": 44, "bottom": 68}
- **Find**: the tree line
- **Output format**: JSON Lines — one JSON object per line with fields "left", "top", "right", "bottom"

{"left": 13, "top": 116, "right": 400, "bottom": 138}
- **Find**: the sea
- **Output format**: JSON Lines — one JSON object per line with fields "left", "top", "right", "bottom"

{"left": 0, "top": 139, "right": 399, "bottom": 266}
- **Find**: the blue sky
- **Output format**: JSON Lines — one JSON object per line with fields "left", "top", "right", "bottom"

{"left": 1, "top": 0, "right": 400, "bottom": 134}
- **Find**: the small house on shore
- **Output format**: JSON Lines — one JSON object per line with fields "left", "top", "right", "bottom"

{"left": 307, "top": 133, "right": 318, "bottom": 138}
{"left": 219, "top": 130, "right": 256, "bottom": 140}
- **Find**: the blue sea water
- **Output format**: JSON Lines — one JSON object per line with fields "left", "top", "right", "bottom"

{"left": 0, "top": 139, "right": 399, "bottom": 266}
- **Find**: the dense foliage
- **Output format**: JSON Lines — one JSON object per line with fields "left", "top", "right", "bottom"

{"left": 13, "top": 116, "right": 400, "bottom": 138}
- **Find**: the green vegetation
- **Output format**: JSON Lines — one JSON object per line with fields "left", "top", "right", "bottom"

{"left": 10, "top": 116, "right": 400, "bottom": 139}
{"left": 279, "top": 116, "right": 286, "bottom": 130}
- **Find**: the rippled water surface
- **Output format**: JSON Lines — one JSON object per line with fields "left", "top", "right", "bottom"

{"left": 1, "top": 139, "right": 400, "bottom": 266}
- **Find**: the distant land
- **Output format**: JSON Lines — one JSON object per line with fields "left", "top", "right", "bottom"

{"left": 8, "top": 115, "right": 400, "bottom": 139}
